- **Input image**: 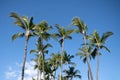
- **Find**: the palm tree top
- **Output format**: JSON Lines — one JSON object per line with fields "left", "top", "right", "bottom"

{"left": 55, "top": 24, "right": 75, "bottom": 47}
{"left": 10, "top": 12, "right": 35, "bottom": 41}
{"left": 72, "top": 17, "right": 87, "bottom": 35}
{"left": 88, "top": 30, "right": 113, "bottom": 45}
{"left": 55, "top": 24, "right": 74, "bottom": 38}
{"left": 63, "top": 66, "right": 81, "bottom": 79}
{"left": 10, "top": 12, "right": 34, "bottom": 30}
{"left": 33, "top": 21, "right": 52, "bottom": 41}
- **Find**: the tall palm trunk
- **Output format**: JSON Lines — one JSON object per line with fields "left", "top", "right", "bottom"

{"left": 96, "top": 46, "right": 100, "bottom": 80}
{"left": 37, "top": 52, "right": 41, "bottom": 80}
{"left": 42, "top": 53, "right": 45, "bottom": 80}
{"left": 60, "top": 37, "right": 64, "bottom": 80}
{"left": 83, "top": 34, "right": 93, "bottom": 80}
{"left": 39, "top": 37, "right": 45, "bottom": 80}
{"left": 21, "top": 36, "right": 29, "bottom": 80}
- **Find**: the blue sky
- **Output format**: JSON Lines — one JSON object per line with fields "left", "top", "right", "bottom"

{"left": 0, "top": 0, "right": 120, "bottom": 80}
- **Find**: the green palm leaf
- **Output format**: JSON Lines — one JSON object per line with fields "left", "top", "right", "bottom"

{"left": 12, "top": 32, "right": 24, "bottom": 41}
{"left": 30, "top": 50, "right": 38, "bottom": 54}
{"left": 43, "top": 43, "right": 52, "bottom": 50}
{"left": 22, "top": 16, "right": 29, "bottom": 28}
{"left": 29, "top": 17, "right": 34, "bottom": 29}
{"left": 91, "top": 48, "right": 97, "bottom": 59}
{"left": 10, "top": 12, "right": 25, "bottom": 29}
{"left": 94, "top": 30, "right": 100, "bottom": 43}
{"left": 100, "top": 45, "right": 110, "bottom": 53}
{"left": 101, "top": 32, "right": 113, "bottom": 44}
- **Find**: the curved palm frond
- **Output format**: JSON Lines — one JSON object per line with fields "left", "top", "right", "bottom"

{"left": 12, "top": 32, "right": 24, "bottom": 41}
{"left": 100, "top": 45, "right": 110, "bottom": 53}
{"left": 43, "top": 43, "right": 52, "bottom": 50}
{"left": 10, "top": 12, "right": 25, "bottom": 29}
{"left": 30, "top": 50, "right": 38, "bottom": 54}
{"left": 101, "top": 32, "right": 113, "bottom": 44}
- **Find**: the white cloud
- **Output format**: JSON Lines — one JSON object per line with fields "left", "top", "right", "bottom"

{"left": 6, "top": 70, "right": 17, "bottom": 79}
{"left": 5, "top": 61, "right": 37, "bottom": 80}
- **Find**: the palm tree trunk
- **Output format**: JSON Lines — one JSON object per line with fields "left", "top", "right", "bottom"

{"left": 53, "top": 64, "right": 56, "bottom": 80}
{"left": 88, "top": 70, "right": 90, "bottom": 80}
{"left": 21, "top": 36, "right": 28, "bottom": 80}
{"left": 96, "top": 46, "right": 100, "bottom": 80}
{"left": 83, "top": 35, "right": 93, "bottom": 80}
{"left": 86, "top": 58, "right": 93, "bottom": 80}
{"left": 37, "top": 52, "right": 41, "bottom": 80}
{"left": 60, "top": 38, "right": 64, "bottom": 80}
{"left": 42, "top": 53, "right": 45, "bottom": 80}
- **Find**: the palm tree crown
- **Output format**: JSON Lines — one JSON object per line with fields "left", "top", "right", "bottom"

{"left": 10, "top": 12, "right": 34, "bottom": 41}
{"left": 63, "top": 66, "right": 81, "bottom": 80}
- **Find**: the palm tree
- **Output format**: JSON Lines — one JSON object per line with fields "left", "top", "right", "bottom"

{"left": 31, "top": 40, "right": 52, "bottom": 80}
{"left": 49, "top": 52, "right": 61, "bottom": 80}
{"left": 32, "top": 21, "right": 52, "bottom": 80}
{"left": 63, "top": 66, "right": 81, "bottom": 80}
{"left": 55, "top": 24, "right": 74, "bottom": 80}
{"left": 10, "top": 12, "right": 34, "bottom": 80}
{"left": 76, "top": 46, "right": 96, "bottom": 80}
{"left": 30, "top": 38, "right": 44, "bottom": 80}
{"left": 76, "top": 46, "right": 95, "bottom": 63}
{"left": 62, "top": 51, "right": 75, "bottom": 72}
{"left": 32, "top": 55, "right": 43, "bottom": 80}
{"left": 72, "top": 17, "right": 93, "bottom": 80}
{"left": 88, "top": 30, "right": 113, "bottom": 80}
{"left": 63, "top": 51, "right": 75, "bottom": 65}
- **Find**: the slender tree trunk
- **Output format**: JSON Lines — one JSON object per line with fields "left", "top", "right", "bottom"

{"left": 88, "top": 70, "right": 90, "bottom": 80}
{"left": 86, "top": 59, "right": 92, "bottom": 80}
{"left": 37, "top": 52, "right": 41, "bottom": 80}
{"left": 60, "top": 38, "right": 64, "bottom": 80}
{"left": 83, "top": 34, "right": 93, "bottom": 80}
{"left": 39, "top": 37, "right": 45, "bottom": 80}
{"left": 96, "top": 46, "right": 100, "bottom": 80}
{"left": 53, "top": 63, "right": 56, "bottom": 80}
{"left": 42, "top": 53, "right": 45, "bottom": 80}
{"left": 21, "top": 36, "right": 28, "bottom": 80}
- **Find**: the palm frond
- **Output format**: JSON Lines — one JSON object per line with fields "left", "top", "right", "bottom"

{"left": 29, "top": 17, "right": 34, "bottom": 29}
{"left": 10, "top": 12, "right": 25, "bottom": 29}
{"left": 55, "top": 24, "right": 61, "bottom": 30}
{"left": 50, "top": 33, "right": 58, "bottom": 40}
{"left": 22, "top": 16, "right": 29, "bottom": 28}
{"left": 94, "top": 30, "right": 100, "bottom": 43}
{"left": 59, "top": 39, "right": 63, "bottom": 47}
{"left": 101, "top": 32, "right": 113, "bottom": 44}
{"left": 65, "top": 36, "right": 72, "bottom": 40}
{"left": 30, "top": 50, "right": 37, "bottom": 54}
{"left": 100, "top": 45, "right": 110, "bottom": 53}
{"left": 12, "top": 32, "right": 24, "bottom": 41}
{"left": 91, "top": 48, "right": 97, "bottom": 59}
{"left": 43, "top": 43, "right": 52, "bottom": 50}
